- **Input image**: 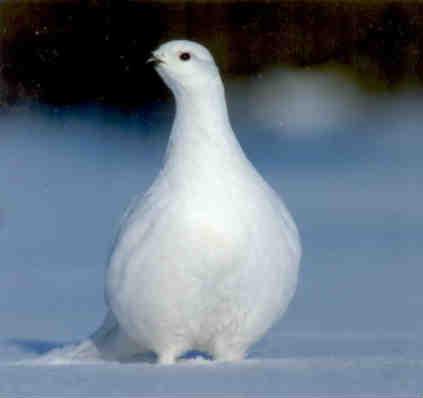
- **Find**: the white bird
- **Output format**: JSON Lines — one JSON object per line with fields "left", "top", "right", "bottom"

{"left": 43, "top": 40, "right": 301, "bottom": 365}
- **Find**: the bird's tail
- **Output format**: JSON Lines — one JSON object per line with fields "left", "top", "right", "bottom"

{"left": 25, "top": 312, "right": 142, "bottom": 364}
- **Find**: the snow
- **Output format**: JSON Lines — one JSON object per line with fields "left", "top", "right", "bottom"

{"left": 246, "top": 68, "right": 364, "bottom": 136}
{"left": 1, "top": 357, "right": 423, "bottom": 395}
{"left": 0, "top": 71, "right": 422, "bottom": 393}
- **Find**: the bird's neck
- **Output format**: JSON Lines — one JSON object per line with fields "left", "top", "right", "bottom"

{"left": 163, "top": 79, "right": 244, "bottom": 171}
{"left": 174, "top": 79, "right": 231, "bottom": 138}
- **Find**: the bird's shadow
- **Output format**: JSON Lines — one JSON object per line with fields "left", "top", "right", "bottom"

{"left": 6, "top": 338, "right": 65, "bottom": 355}
{"left": 128, "top": 350, "right": 212, "bottom": 364}
{"left": 6, "top": 338, "right": 212, "bottom": 364}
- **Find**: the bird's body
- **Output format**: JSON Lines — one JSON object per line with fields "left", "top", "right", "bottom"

{"left": 104, "top": 40, "right": 301, "bottom": 364}
{"left": 43, "top": 40, "right": 301, "bottom": 365}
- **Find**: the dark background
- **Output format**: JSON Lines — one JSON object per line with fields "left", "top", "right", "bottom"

{"left": 1, "top": 0, "right": 423, "bottom": 108}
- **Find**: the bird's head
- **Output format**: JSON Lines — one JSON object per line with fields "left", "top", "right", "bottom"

{"left": 147, "top": 40, "right": 221, "bottom": 97}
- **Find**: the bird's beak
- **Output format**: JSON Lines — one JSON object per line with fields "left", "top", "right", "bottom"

{"left": 146, "top": 54, "right": 164, "bottom": 66}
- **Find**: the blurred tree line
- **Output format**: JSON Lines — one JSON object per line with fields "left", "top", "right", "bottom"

{"left": 0, "top": 0, "right": 422, "bottom": 108}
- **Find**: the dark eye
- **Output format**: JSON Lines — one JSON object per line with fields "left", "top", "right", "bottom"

{"left": 179, "top": 52, "right": 191, "bottom": 61}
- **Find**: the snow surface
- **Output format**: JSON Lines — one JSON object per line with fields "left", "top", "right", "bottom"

{"left": 0, "top": 72, "right": 422, "bottom": 394}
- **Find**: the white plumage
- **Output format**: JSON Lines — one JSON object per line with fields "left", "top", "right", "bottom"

{"left": 44, "top": 40, "right": 301, "bottom": 365}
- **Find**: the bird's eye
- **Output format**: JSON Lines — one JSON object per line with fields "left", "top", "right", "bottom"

{"left": 179, "top": 52, "right": 191, "bottom": 61}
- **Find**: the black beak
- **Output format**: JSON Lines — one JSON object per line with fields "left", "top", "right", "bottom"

{"left": 146, "top": 54, "right": 164, "bottom": 66}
